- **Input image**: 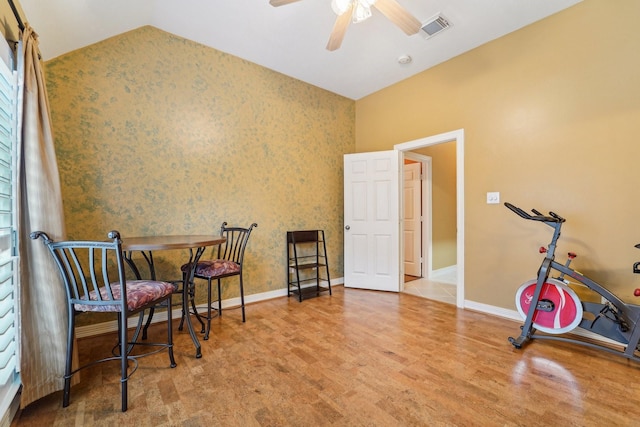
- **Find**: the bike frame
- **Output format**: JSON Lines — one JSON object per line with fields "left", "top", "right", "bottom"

{"left": 506, "top": 202, "right": 640, "bottom": 361}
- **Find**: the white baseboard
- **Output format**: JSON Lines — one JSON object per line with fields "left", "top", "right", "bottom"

{"left": 429, "top": 265, "right": 457, "bottom": 284}
{"left": 463, "top": 299, "right": 622, "bottom": 346}
{"left": 464, "top": 300, "right": 522, "bottom": 322}
{"left": 431, "top": 265, "right": 457, "bottom": 276}
{"left": 76, "top": 277, "right": 344, "bottom": 339}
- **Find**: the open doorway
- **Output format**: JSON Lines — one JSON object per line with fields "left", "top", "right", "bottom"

{"left": 394, "top": 129, "right": 465, "bottom": 308}
{"left": 403, "top": 148, "right": 457, "bottom": 305}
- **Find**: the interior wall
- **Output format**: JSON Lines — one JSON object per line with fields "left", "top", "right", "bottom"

{"left": 413, "top": 142, "right": 457, "bottom": 270}
{"left": 44, "top": 26, "right": 354, "bottom": 325}
{"left": 356, "top": 0, "right": 640, "bottom": 309}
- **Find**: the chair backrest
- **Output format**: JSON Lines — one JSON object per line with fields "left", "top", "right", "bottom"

{"left": 216, "top": 222, "right": 258, "bottom": 266}
{"left": 30, "top": 230, "right": 128, "bottom": 312}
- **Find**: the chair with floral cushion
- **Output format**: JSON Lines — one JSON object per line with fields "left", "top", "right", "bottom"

{"left": 30, "top": 230, "right": 177, "bottom": 412}
{"left": 181, "top": 222, "right": 257, "bottom": 340}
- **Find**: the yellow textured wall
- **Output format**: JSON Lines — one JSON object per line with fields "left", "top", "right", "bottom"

{"left": 356, "top": 0, "right": 640, "bottom": 309}
{"left": 45, "top": 26, "right": 354, "bottom": 325}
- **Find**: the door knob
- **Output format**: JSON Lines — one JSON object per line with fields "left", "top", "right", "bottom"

{"left": 345, "top": 225, "right": 350, "bottom": 230}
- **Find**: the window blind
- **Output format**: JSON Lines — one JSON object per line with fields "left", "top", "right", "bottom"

{"left": 0, "top": 43, "right": 19, "bottom": 414}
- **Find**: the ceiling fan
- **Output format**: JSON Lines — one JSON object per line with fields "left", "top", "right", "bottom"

{"left": 269, "top": 0, "right": 422, "bottom": 51}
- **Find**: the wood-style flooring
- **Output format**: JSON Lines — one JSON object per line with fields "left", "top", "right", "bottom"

{"left": 12, "top": 286, "right": 640, "bottom": 426}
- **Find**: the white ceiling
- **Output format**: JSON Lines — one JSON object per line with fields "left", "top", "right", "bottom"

{"left": 19, "top": 0, "right": 581, "bottom": 100}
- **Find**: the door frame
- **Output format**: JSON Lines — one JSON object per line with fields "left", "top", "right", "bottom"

{"left": 403, "top": 152, "right": 432, "bottom": 279}
{"left": 394, "top": 129, "right": 465, "bottom": 308}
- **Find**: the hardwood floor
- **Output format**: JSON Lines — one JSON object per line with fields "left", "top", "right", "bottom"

{"left": 12, "top": 286, "right": 640, "bottom": 426}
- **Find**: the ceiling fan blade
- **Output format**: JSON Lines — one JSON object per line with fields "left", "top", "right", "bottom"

{"left": 269, "top": 0, "right": 303, "bottom": 6}
{"left": 326, "top": 5, "right": 353, "bottom": 51}
{"left": 374, "top": 0, "right": 422, "bottom": 35}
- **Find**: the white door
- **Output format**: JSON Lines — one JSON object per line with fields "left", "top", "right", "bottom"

{"left": 344, "top": 150, "right": 401, "bottom": 292}
{"left": 403, "top": 163, "right": 421, "bottom": 277}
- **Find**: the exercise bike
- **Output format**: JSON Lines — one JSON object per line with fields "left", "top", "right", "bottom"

{"left": 505, "top": 202, "right": 640, "bottom": 362}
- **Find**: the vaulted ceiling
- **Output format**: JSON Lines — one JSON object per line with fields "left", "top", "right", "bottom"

{"left": 19, "top": 0, "right": 581, "bottom": 99}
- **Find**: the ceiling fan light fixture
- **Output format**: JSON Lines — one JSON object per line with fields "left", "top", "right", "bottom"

{"left": 352, "top": 2, "right": 372, "bottom": 23}
{"left": 323, "top": 0, "right": 416, "bottom": 51}
{"left": 331, "top": 0, "right": 352, "bottom": 16}
{"left": 331, "top": 0, "right": 378, "bottom": 22}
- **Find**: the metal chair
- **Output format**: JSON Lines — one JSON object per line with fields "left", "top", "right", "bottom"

{"left": 181, "top": 222, "right": 257, "bottom": 339}
{"left": 31, "top": 230, "right": 177, "bottom": 412}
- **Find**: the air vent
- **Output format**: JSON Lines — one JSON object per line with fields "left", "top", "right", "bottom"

{"left": 421, "top": 14, "right": 451, "bottom": 39}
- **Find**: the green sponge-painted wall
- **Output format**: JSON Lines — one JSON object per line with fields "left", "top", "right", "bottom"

{"left": 45, "top": 26, "right": 354, "bottom": 325}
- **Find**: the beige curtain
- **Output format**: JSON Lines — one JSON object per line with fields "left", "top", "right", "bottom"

{"left": 16, "top": 24, "right": 70, "bottom": 408}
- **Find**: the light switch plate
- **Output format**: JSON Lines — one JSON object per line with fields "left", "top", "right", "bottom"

{"left": 487, "top": 192, "right": 500, "bottom": 204}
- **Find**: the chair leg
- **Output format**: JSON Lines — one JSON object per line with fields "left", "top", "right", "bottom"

{"left": 239, "top": 275, "right": 246, "bottom": 323}
{"left": 217, "top": 279, "right": 222, "bottom": 317}
{"left": 204, "top": 278, "right": 212, "bottom": 341}
{"left": 166, "top": 296, "right": 177, "bottom": 368}
{"left": 118, "top": 313, "right": 129, "bottom": 412}
{"left": 63, "top": 309, "right": 75, "bottom": 408}
{"left": 178, "top": 273, "right": 186, "bottom": 332}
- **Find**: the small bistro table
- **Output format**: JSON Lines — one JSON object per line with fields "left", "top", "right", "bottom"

{"left": 121, "top": 235, "right": 226, "bottom": 358}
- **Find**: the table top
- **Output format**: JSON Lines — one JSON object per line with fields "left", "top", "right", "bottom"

{"left": 121, "top": 234, "right": 226, "bottom": 251}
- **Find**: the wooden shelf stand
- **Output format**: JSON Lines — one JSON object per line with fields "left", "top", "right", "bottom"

{"left": 287, "top": 230, "right": 332, "bottom": 301}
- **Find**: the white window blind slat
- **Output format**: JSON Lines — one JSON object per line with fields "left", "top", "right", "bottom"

{"left": 0, "top": 36, "right": 18, "bottom": 411}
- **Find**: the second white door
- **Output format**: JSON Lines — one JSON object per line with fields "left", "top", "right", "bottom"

{"left": 403, "top": 162, "right": 421, "bottom": 277}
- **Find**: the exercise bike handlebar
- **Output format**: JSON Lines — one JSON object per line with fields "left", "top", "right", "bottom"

{"left": 508, "top": 202, "right": 640, "bottom": 298}
{"left": 504, "top": 202, "right": 565, "bottom": 223}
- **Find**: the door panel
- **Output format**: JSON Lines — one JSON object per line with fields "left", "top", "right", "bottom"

{"left": 403, "top": 163, "right": 421, "bottom": 276}
{"left": 344, "top": 151, "right": 400, "bottom": 292}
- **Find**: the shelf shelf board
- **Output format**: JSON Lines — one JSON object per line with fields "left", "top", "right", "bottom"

{"left": 289, "top": 285, "right": 331, "bottom": 300}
